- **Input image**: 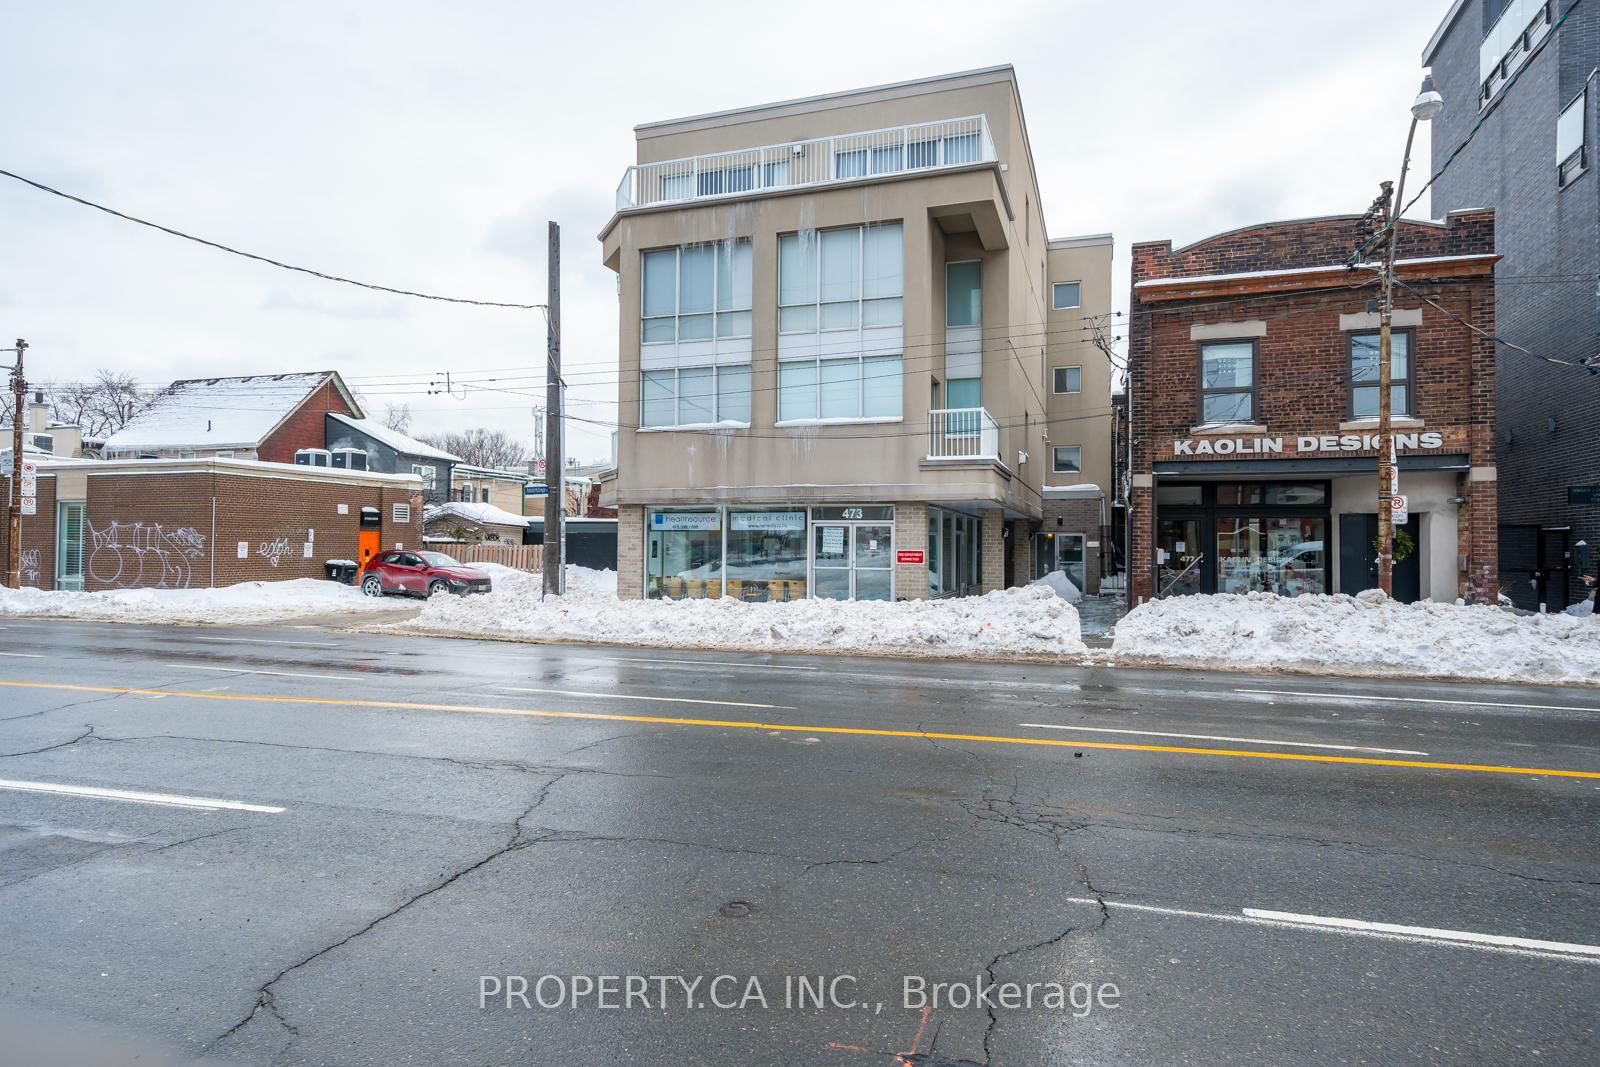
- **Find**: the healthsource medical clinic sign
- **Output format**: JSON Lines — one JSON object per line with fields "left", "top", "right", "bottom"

{"left": 1169, "top": 431, "right": 1445, "bottom": 457}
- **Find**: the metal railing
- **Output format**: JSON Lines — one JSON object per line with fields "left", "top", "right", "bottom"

{"left": 926, "top": 407, "right": 1000, "bottom": 461}
{"left": 616, "top": 115, "right": 995, "bottom": 210}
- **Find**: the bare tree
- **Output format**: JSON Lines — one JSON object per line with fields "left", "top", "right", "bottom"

{"left": 4, "top": 370, "right": 149, "bottom": 441}
{"left": 382, "top": 402, "right": 413, "bottom": 434}
{"left": 416, "top": 427, "right": 530, "bottom": 470}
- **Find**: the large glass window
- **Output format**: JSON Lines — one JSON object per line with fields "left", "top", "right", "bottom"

{"left": 946, "top": 261, "right": 982, "bottom": 327}
{"left": 641, "top": 365, "right": 752, "bottom": 427}
{"left": 1559, "top": 87, "right": 1587, "bottom": 186}
{"left": 641, "top": 239, "right": 752, "bottom": 343}
{"left": 726, "top": 510, "right": 807, "bottom": 602}
{"left": 778, "top": 355, "right": 902, "bottom": 421}
{"left": 1199, "top": 340, "right": 1256, "bottom": 423}
{"left": 1051, "top": 281, "right": 1081, "bottom": 310}
{"left": 779, "top": 223, "right": 903, "bottom": 334}
{"left": 646, "top": 510, "right": 723, "bottom": 599}
{"left": 1349, "top": 331, "right": 1410, "bottom": 418}
{"left": 56, "top": 501, "right": 85, "bottom": 591}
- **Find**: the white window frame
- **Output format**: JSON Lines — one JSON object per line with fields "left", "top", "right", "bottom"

{"left": 410, "top": 464, "right": 435, "bottom": 490}
{"left": 1558, "top": 85, "right": 1588, "bottom": 187}
{"left": 778, "top": 223, "right": 904, "bottom": 336}
{"left": 1052, "top": 281, "right": 1082, "bottom": 310}
{"left": 776, "top": 354, "right": 903, "bottom": 425}
{"left": 641, "top": 239, "right": 753, "bottom": 345}
{"left": 1052, "top": 446, "right": 1082, "bottom": 474}
{"left": 1052, "top": 366, "right": 1082, "bottom": 395}
{"left": 640, "top": 364, "right": 753, "bottom": 429}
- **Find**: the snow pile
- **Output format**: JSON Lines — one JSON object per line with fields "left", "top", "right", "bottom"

{"left": 1113, "top": 590, "right": 1600, "bottom": 685}
{"left": 0, "top": 579, "right": 404, "bottom": 627}
{"left": 1029, "top": 570, "right": 1082, "bottom": 604}
{"left": 389, "top": 568, "right": 1085, "bottom": 659}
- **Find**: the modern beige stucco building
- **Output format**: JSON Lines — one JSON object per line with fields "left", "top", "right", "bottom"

{"left": 598, "top": 65, "right": 1113, "bottom": 601}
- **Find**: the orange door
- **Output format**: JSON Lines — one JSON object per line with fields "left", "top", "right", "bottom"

{"left": 358, "top": 530, "right": 380, "bottom": 569}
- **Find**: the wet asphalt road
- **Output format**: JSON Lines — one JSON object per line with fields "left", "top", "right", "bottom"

{"left": 0, "top": 616, "right": 1598, "bottom": 1066}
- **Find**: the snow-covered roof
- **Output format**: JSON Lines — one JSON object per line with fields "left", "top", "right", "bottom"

{"left": 1044, "top": 483, "right": 1103, "bottom": 496}
{"left": 102, "top": 371, "right": 357, "bottom": 452}
{"left": 327, "top": 412, "right": 462, "bottom": 462}
{"left": 423, "top": 501, "right": 530, "bottom": 528}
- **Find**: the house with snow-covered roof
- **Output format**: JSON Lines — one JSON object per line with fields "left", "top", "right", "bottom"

{"left": 101, "top": 371, "right": 361, "bottom": 463}
{"left": 323, "top": 412, "right": 462, "bottom": 504}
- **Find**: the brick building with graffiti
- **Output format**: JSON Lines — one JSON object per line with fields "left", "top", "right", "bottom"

{"left": 1, "top": 457, "right": 423, "bottom": 591}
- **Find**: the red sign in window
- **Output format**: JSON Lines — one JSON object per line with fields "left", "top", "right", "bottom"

{"left": 896, "top": 550, "right": 925, "bottom": 565}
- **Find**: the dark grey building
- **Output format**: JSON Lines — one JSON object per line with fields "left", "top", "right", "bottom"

{"left": 323, "top": 413, "right": 460, "bottom": 505}
{"left": 1424, "top": 0, "right": 1599, "bottom": 609}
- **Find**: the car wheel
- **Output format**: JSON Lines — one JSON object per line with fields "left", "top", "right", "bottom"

{"left": 362, "top": 575, "right": 385, "bottom": 597}
{"left": 427, "top": 579, "right": 450, "bottom": 598}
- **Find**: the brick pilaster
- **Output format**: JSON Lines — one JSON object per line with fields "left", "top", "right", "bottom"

{"left": 980, "top": 508, "right": 1005, "bottom": 593}
{"left": 616, "top": 504, "right": 644, "bottom": 599}
{"left": 893, "top": 502, "right": 929, "bottom": 600}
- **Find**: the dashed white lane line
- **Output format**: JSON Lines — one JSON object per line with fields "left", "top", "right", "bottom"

{"left": 1061, "top": 897, "right": 1600, "bottom": 964}
{"left": 0, "top": 778, "right": 285, "bottom": 813}
{"left": 595, "top": 656, "right": 820, "bottom": 672}
{"left": 1237, "top": 688, "right": 1600, "bottom": 714}
{"left": 0, "top": 652, "right": 44, "bottom": 658}
{"left": 494, "top": 685, "right": 794, "bottom": 710}
{"left": 1017, "top": 722, "right": 1428, "bottom": 755}
{"left": 162, "top": 663, "right": 356, "bottom": 682}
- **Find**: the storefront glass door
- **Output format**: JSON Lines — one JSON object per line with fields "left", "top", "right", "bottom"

{"left": 811, "top": 521, "right": 893, "bottom": 600}
{"left": 1157, "top": 518, "right": 1203, "bottom": 596}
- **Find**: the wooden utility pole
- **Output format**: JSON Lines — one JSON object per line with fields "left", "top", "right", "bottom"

{"left": 542, "top": 223, "right": 563, "bottom": 597}
{"left": 1375, "top": 182, "right": 1397, "bottom": 597}
{"left": 7, "top": 338, "right": 27, "bottom": 590}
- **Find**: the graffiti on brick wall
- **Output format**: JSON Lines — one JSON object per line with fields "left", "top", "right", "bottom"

{"left": 257, "top": 537, "right": 295, "bottom": 568}
{"left": 88, "top": 521, "right": 207, "bottom": 589}
{"left": 19, "top": 548, "right": 39, "bottom": 587}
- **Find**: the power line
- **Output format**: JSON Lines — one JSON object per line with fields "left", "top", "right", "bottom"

{"left": 1392, "top": 276, "right": 1600, "bottom": 373}
{"left": 0, "top": 167, "right": 548, "bottom": 311}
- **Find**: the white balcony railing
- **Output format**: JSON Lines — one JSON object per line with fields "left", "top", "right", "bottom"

{"left": 616, "top": 115, "right": 995, "bottom": 211}
{"left": 927, "top": 407, "right": 1000, "bottom": 461}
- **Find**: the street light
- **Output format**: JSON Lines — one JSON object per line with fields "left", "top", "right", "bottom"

{"left": 1375, "top": 75, "right": 1443, "bottom": 596}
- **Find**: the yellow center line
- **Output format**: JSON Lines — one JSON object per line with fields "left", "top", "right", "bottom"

{"left": 4, "top": 679, "right": 1598, "bottom": 780}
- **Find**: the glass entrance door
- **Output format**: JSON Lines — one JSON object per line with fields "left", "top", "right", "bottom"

{"left": 853, "top": 523, "right": 893, "bottom": 601}
{"left": 1156, "top": 518, "right": 1203, "bottom": 596}
{"left": 811, "top": 522, "right": 894, "bottom": 600}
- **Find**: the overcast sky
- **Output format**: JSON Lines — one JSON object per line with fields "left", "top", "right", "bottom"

{"left": 2, "top": 1, "right": 1453, "bottom": 462}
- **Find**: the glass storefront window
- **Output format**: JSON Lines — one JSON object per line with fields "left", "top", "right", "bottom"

{"left": 1264, "top": 484, "right": 1327, "bottom": 507}
{"left": 1264, "top": 517, "right": 1326, "bottom": 597}
{"left": 646, "top": 510, "right": 722, "bottom": 599}
{"left": 1216, "top": 517, "right": 1264, "bottom": 594}
{"left": 1156, "top": 485, "right": 1202, "bottom": 506}
{"left": 725, "top": 510, "right": 807, "bottom": 602}
{"left": 1215, "top": 484, "right": 1263, "bottom": 507}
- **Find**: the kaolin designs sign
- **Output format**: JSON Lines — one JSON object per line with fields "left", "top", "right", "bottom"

{"left": 1171, "top": 431, "right": 1445, "bottom": 457}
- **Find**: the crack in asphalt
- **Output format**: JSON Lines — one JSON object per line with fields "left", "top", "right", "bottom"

{"left": 0, "top": 724, "right": 100, "bottom": 758}
{"left": 204, "top": 772, "right": 573, "bottom": 1059}
{"left": 57, "top": 732, "right": 678, "bottom": 781}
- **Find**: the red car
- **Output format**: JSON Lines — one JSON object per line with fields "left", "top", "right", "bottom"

{"left": 360, "top": 550, "right": 493, "bottom": 599}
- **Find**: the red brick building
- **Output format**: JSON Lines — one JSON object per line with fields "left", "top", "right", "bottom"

{"left": 100, "top": 371, "right": 361, "bottom": 463}
{"left": 1, "top": 458, "right": 422, "bottom": 591}
{"left": 1127, "top": 210, "right": 1498, "bottom": 605}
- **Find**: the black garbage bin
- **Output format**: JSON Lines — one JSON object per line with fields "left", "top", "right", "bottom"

{"left": 325, "top": 560, "right": 359, "bottom": 585}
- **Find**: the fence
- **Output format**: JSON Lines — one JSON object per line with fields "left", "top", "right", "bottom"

{"left": 463, "top": 543, "right": 544, "bottom": 572}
